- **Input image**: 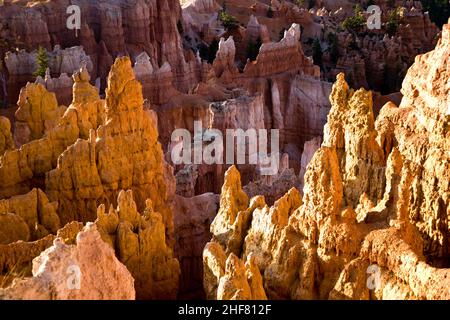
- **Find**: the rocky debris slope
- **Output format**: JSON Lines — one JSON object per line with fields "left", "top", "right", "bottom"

{"left": 203, "top": 20, "right": 450, "bottom": 299}
{"left": 0, "top": 223, "right": 135, "bottom": 300}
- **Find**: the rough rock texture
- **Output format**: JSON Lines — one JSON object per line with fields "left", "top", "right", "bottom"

{"left": 14, "top": 83, "right": 66, "bottom": 147}
{"left": 174, "top": 193, "right": 219, "bottom": 298}
{"left": 0, "top": 188, "right": 60, "bottom": 244}
{"left": 0, "top": 0, "right": 204, "bottom": 101}
{"left": 96, "top": 190, "right": 179, "bottom": 300}
{"left": 375, "top": 21, "right": 450, "bottom": 261}
{"left": 203, "top": 241, "right": 267, "bottom": 300}
{"left": 244, "top": 154, "right": 300, "bottom": 205}
{"left": 4, "top": 46, "right": 93, "bottom": 105}
{"left": 203, "top": 21, "right": 450, "bottom": 299}
{"left": 209, "top": 166, "right": 250, "bottom": 256}
{"left": 36, "top": 71, "right": 74, "bottom": 107}
{"left": 0, "top": 66, "right": 105, "bottom": 200}
{"left": 299, "top": 136, "right": 322, "bottom": 191}
{"left": 323, "top": 73, "right": 386, "bottom": 208}
{"left": 0, "top": 223, "right": 135, "bottom": 300}
{"left": 0, "top": 221, "right": 83, "bottom": 289}
{"left": 236, "top": 24, "right": 331, "bottom": 155}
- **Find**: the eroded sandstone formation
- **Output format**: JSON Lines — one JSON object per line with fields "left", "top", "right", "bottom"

{"left": 0, "top": 223, "right": 135, "bottom": 300}
{"left": 0, "top": 188, "right": 60, "bottom": 244}
{"left": 0, "top": 1, "right": 448, "bottom": 302}
{"left": 45, "top": 57, "right": 176, "bottom": 245}
{"left": 0, "top": 56, "right": 179, "bottom": 300}
{"left": 96, "top": 190, "right": 180, "bottom": 300}
{"left": 14, "top": 83, "right": 67, "bottom": 146}
{"left": 203, "top": 20, "right": 450, "bottom": 299}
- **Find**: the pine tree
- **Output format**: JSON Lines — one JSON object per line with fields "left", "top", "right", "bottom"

{"left": 33, "top": 46, "right": 49, "bottom": 78}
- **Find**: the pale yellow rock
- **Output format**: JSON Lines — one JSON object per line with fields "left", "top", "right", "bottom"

{"left": 203, "top": 241, "right": 227, "bottom": 300}
{"left": 245, "top": 253, "right": 268, "bottom": 300}
{"left": 323, "top": 73, "right": 385, "bottom": 208}
{"left": 243, "top": 188, "right": 301, "bottom": 272}
{"left": 217, "top": 253, "right": 252, "bottom": 300}
{"left": 0, "top": 221, "right": 83, "bottom": 289}
{"left": 0, "top": 213, "right": 29, "bottom": 245}
{"left": 0, "top": 66, "right": 104, "bottom": 200}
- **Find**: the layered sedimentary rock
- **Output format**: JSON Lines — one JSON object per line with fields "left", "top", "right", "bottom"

{"left": 322, "top": 3, "right": 439, "bottom": 93}
{"left": 96, "top": 190, "right": 180, "bottom": 300}
{"left": 0, "top": 56, "right": 179, "bottom": 300}
{"left": 375, "top": 21, "right": 450, "bottom": 261}
{"left": 133, "top": 53, "right": 181, "bottom": 106}
{"left": 299, "top": 136, "right": 322, "bottom": 191}
{"left": 0, "top": 223, "right": 135, "bottom": 300}
{"left": 36, "top": 71, "right": 74, "bottom": 107}
{"left": 0, "top": 0, "right": 202, "bottom": 101}
{"left": 236, "top": 24, "right": 331, "bottom": 157}
{"left": 203, "top": 241, "right": 267, "bottom": 300}
{"left": 1, "top": 56, "right": 176, "bottom": 253}
{"left": 203, "top": 20, "right": 450, "bottom": 299}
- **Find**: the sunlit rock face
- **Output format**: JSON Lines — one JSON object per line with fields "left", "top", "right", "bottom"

{"left": 0, "top": 1, "right": 448, "bottom": 302}
{"left": 0, "top": 56, "right": 179, "bottom": 300}
{"left": 0, "top": 0, "right": 202, "bottom": 103}
{"left": 203, "top": 21, "right": 450, "bottom": 299}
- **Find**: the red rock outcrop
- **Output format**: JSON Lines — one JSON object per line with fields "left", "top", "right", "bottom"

{"left": 174, "top": 193, "right": 219, "bottom": 298}
{"left": 0, "top": 0, "right": 202, "bottom": 98}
